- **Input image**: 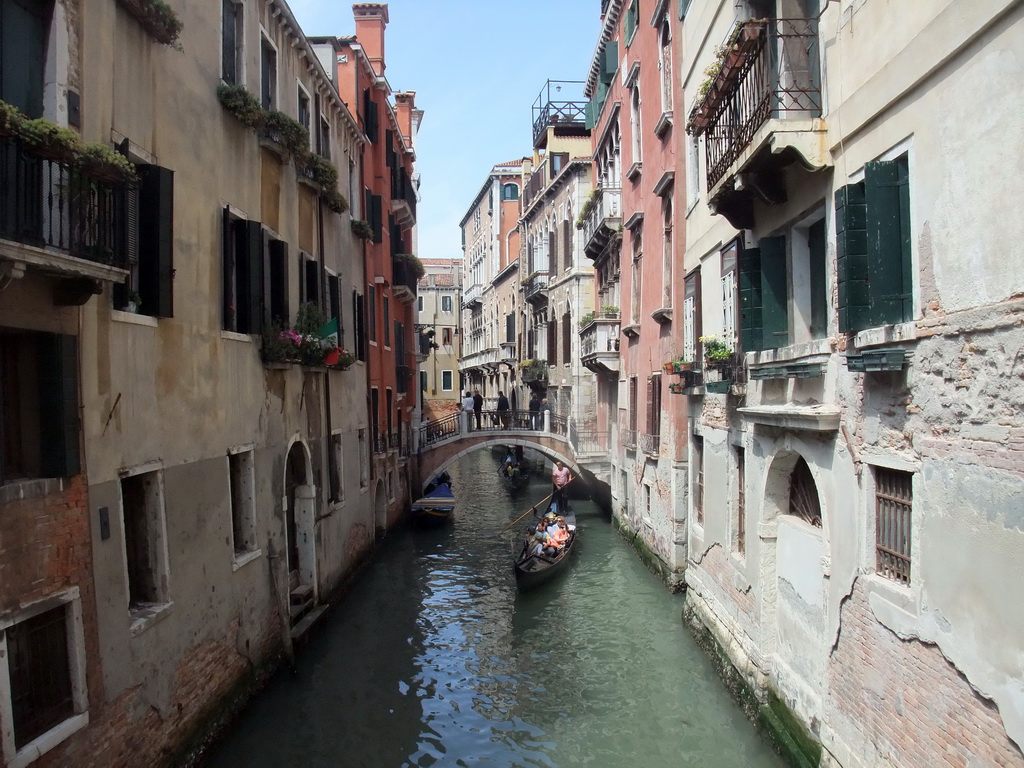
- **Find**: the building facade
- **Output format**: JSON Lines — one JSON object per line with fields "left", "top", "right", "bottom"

{"left": 417, "top": 258, "right": 462, "bottom": 421}
{"left": 678, "top": 0, "right": 1024, "bottom": 765}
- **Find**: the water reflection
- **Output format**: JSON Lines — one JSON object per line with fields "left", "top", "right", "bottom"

{"left": 203, "top": 451, "right": 784, "bottom": 768}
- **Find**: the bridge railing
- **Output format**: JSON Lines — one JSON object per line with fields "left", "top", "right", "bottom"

{"left": 417, "top": 408, "right": 571, "bottom": 448}
{"left": 420, "top": 413, "right": 460, "bottom": 447}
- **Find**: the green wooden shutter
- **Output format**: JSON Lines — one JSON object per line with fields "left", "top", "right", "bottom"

{"left": 601, "top": 42, "right": 618, "bottom": 83}
{"left": 896, "top": 156, "right": 913, "bottom": 323}
{"left": 680, "top": 0, "right": 692, "bottom": 19}
{"left": 625, "top": 1, "right": 637, "bottom": 43}
{"left": 759, "top": 235, "right": 789, "bottom": 349}
{"left": 835, "top": 183, "right": 868, "bottom": 332}
{"left": 739, "top": 246, "right": 762, "bottom": 352}
{"left": 137, "top": 165, "right": 174, "bottom": 318}
{"left": 38, "top": 333, "right": 80, "bottom": 478}
{"left": 0, "top": 0, "right": 52, "bottom": 117}
{"left": 865, "top": 160, "right": 908, "bottom": 327}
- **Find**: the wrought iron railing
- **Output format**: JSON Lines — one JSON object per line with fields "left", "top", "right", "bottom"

{"left": 694, "top": 18, "right": 821, "bottom": 190}
{"left": 372, "top": 432, "right": 389, "bottom": 455}
{"left": 639, "top": 432, "right": 661, "bottom": 456}
{"left": 0, "top": 136, "right": 129, "bottom": 268}
{"left": 420, "top": 413, "right": 460, "bottom": 447}
{"left": 391, "top": 258, "right": 418, "bottom": 298}
{"left": 569, "top": 421, "right": 610, "bottom": 456}
{"left": 531, "top": 80, "right": 587, "bottom": 147}
{"left": 524, "top": 272, "right": 549, "bottom": 302}
{"left": 523, "top": 160, "right": 547, "bottom": 209}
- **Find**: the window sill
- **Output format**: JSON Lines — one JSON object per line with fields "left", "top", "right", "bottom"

{"left": 654, "top": 111, "right": 673, "bottom": 137}
{"left": 8, "top": 712, "right": 90, "bottom": 768}
{"left": 651, "top": 306, "right": 672, "bottom": 324}
{"left": 221, "top": 330, "right": 254, "bottom": 343}
{"left": 863, "top": 573, "right": 918, "bottom": 633}
{"left": 746, "top": 337, "right": 832, "bottom": 366}
{"left": 231, "top": 548, "right": 263, "bottom": 572}
{"left": 853, "top": 321, "right": 917, "bottom": 350}
{"left": 112, "top": 309, "right": 159, "bottom": 326}
{"left": 626, "top": 161, "right": 642, "bottom": 181}
{"left": 129, "top": 601, "right": 173, "bottom": 636}
{"left": 622, "top": 323, "right": 640, "bottom": 339}
{"left": 0, "top": 477, "right": 67, "bottom": 505}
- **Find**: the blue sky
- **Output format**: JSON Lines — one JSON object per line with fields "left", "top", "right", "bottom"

{"left": 288, "top": 0, "right": 601, "bottom": 261}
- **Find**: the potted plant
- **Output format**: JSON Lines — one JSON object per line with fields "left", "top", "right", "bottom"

{"left": 700, "top": 335, "right": 732, "bottom": 365}
{"left": 351, "top": 218, "right": 374, "bottom": 240}
{"left": 261, "top": 109, "right": 309, "bottom": 156}
{"left": 127, "top": 291, "right": 142, "bottom": 313}
{"left": 600, "top": 305, "right": 619, "bottom": 317}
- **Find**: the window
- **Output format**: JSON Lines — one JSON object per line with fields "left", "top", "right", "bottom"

{"left": 441, "top": 370, "right": 453, "bottom": 391}
{"left": 420, "top": 370, "right": 428, "bottom": 392}
{"left": 792, "top": 215, "right": 828, "bottom": 342}
{"left": 0, "top": 590, "right": 88, "bottom": 761}
{"left": 267, "top": 237, "right": 289, "bottom": 326}
{"left": 441, "top": 295, "right": 453, "bottom": 313}
{"left": 228, "top": 449, "right": 257, "bottom": 558}
{"left": 875, "top": 467, "right": 912, "bottom": 585}
{"left": 442, "top": 328, "right": 453, "bottom": 346}
{"left": 562, "top": 219, "right": 573, "bottom": 272}
{"left": 659, "top": 18, "right": 673, "bottom": 113}
{"left": 417, "top": 295, "right": 424, "bottom": 312}
{"left": 647, "top": 373, "right": 661, "bottom": 438}
{"left": 735, "top": 447, "right": 746, "bottom": 555}
{"left": 627, "top": 375, "right": 638, "bottom": 446}
{"left": 0, "top": 0, "right": 54, "bottom": 118}
{"left": 352, "top": 290, "right": 366, "bottom": 361}
{"left": 297, "top": 86, "right": 311, "bottom": 140}
{"left": 836, "top": 154, "right": 913, "bottom": 332}
{"left": 562, "top": 311, "right": 571, "bottom": 365}
{"left": 624, "top": 0, "right": 639, "bottom": 44}
{"left": 630, "top": 227, "right": 643, "bottom": 324}
{"left": 693, "top": 435, "right": 704, "bottom": 526}
{"left": 686, "top": 136, "right": 700, "bottom": 211}
{"left": 502, "top": 183, "right": 519, "bottom": 201}
{"left": 115, "top": 165, "right": 175, "bottom": 318}
{"left": 739, "top": 236, "right": 788, "bottom": 351}
{"left": 550, "top": 153, "right": 569, "bottom": 177}
{"left": 683, "top": 269, "right": 701, "bottom": 364}
{"left": 357, "top": 429, "right": 369, "bottom": 488}
{"left": 222, "top": 209, "right": 262, "bottom": 334}
{"left": 327, "top": 273, "right": 341, "bottom": 326}
{"left": 301, "top": 254, "right": 320, "bottom": 306}
{"left": 260, "top": 36, "right": 276, "bottom": 110}
{"left": 661, "top": 196, "right": 673, "bottom": 309}
{"left": 329, "top": 432, "right": 344, "bottom": 503}
{"left": 383, "top": 296, "right": 391, "bottom": 347}
{"left": 0, "top": 331, "right": 80, "bottom": 483}
{"left": 721, "top": 241, "right": 739, "bottom": 351}
{"left": 548, "top": 229, "right": 558, "bottom": 275}
{"left": 221, "top": 0, "right": 242, "bottom": 84}
{"left": 119, "top": 467, "right": 170, "bottom": 616}
{"left": 362, "top": 88, "right": 379, "bottom": 144}
{"left": 367, "top": 285, "right": 377, "bottom": 343}
{"left": 788, "top": 457, "right": 822, "bottom": 527}
{"left": 630, "top": 84, "right": 642, "bottom": 169}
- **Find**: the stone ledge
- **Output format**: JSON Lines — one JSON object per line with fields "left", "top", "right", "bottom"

{"left": 738, "top": 405, "right": 841, "bottom": 432}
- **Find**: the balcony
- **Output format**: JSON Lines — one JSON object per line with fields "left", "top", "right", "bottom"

{"left": 390, "top": 165, "right": 416, "bottom": 227}
{"left": 499, "top": 339, "right": 516, "bottom": 361}
{"left": 638, "top": 432, "right": 661, "bottom": 456}
{"left": 462, "top": 282, "right": 482, "bottom": 309}
{"left": 523, "top": 160, "right": 546, "bottom": 210}
{"left": 581, "top": 187, "right": 621, "bottom": 262}
{"left": 523, "top": 272, "right": 549, "bottom": 305}
{"left": 0, "top": 135, "right": 130, "bottom": 284}
{"left": 460, "top": 346, "right": 501, "bottom": 373}
{"left": 579, "top": 315, "right": 620, "bottom": 375}
{"left": 531, "top": 79, "right": 588, "bottom": 149}
{"left": 687, "top": 18, "right": 826, "bottom": 230}
{"left": 520, "top": 359, "right": 548, "bottom": 384}
{"left": 391, "top": 256, "right": 418, "bottom": 304}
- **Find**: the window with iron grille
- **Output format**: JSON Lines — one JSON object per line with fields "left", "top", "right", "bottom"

{"left": 693, "top": 435, "right": 704, "bottom": 525}
{"left": 1, "top": 596, "right": 90, "bottom": 753}
{"left": 788, "top": 457, "right": 822, "bottom": 527}
{"left": 875, "top": 466, "right": 912, "bottom": 585}
{"left": 735, "top": 446, "right": 746, "bottom": 555}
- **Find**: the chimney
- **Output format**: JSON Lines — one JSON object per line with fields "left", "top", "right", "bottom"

{"left": 353, "top": 3, "right": 388, "bottom": 77}
{"left": 394, "top": 91, "right": 415, "bottom": 143}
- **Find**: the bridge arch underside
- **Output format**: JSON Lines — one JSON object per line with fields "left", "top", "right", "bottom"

{"left": 420, "top": 436, "right": 578, "bottom": 490}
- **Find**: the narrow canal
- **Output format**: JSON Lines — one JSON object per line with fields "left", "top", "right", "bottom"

{"left": 202, "top": 451, "right": 786, "bottom": 768}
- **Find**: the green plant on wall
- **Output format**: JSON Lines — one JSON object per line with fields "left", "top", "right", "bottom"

{"left": 396, "top": 253, "right": 425, "bottom": 280}
{"left": 118, "top": 0, "right": 183, "bottom": 47}
{"left": 217, "top": 84, "right": 263, "bottom": 129}
{"left": 351, "top": 219, "right": 374, "bottom": 240}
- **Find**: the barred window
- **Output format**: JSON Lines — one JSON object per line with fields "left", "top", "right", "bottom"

{"left": 875, "top": 467, "right": 913, "bottom": 585}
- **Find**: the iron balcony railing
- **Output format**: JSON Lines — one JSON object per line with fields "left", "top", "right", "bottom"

{"left": 580, "top": 187, "right": 621, "bottom": 258}
{"left": 391, "top": 257, "right": 418, "bottom": 299}
{"left": 569, "top": 420, "right": 610, "bottom": 456}
{"left": 693, "top": 18, "right": 822, "bottom": 190}
{"left": 372, "top": 432, "right": 389, "bottom": 455}
{"left": 524, "top": 272, "right": 549, "bottom": 302}
{"left": 0, "top": 136, "right": 129, "bottom": 268}
{"left": 639, "top": 432, "right": 661, "bottom": 456}
{"left": 531, "top": 79, "right": 588, "bottom": 147}
{"left": 523, "top": 160, "right": 547, "bottom": 209}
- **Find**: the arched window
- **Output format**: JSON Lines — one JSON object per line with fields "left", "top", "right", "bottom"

{"left": 502, "top": 183, "right": 519, "bottom": 201}
{"left": 788, "top": 457, "right": 822, "bottom": 527}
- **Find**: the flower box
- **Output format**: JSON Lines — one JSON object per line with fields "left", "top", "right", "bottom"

{"left": 705, "top": 380, "right": 731, "bottom": 394}
{"left": 845, "top": 349, "right": 906, "bottom": 373}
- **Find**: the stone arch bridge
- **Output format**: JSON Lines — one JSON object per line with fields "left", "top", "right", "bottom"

{"left": 417, "top": 410, "right": 580, "bottom": 490}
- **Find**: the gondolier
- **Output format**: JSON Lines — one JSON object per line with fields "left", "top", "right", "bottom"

{"left": 551, "top": 461, "right": 572, "bottom": 515}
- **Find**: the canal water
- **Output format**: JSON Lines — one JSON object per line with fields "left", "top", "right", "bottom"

{"left": 202, "top": 451, "right": 785, "bottom": 768}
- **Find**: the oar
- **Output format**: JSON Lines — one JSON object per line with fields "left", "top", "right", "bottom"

{"left": 498, "top": 477, "right": 575, "bottom": 534}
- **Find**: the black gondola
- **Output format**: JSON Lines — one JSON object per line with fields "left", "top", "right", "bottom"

{"left": 411, "top": 474, "right": 454, "bottom": 526}
{"left": 498, "top": 454, "right": 530, "bottom": 492}
{"left": 512, "top": 502, "right": 577, "bottom": 590}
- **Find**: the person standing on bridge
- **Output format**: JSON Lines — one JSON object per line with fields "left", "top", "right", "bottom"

{"left": 496, "top": 391, "right": 510, "bottom": 428}
{"left": 551, "top": 460, "right": 572, "bottom": 515}
{"left": 462, "top": 391, "right": 474, "bottom": 430}
{"left": 473, "top": 389, "right": 484, "bottom": 430}
{"left": 529, "top": 393, "right": 540, "bottom": 430}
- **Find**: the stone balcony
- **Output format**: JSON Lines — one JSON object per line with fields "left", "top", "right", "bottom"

{"left": 579, "top": 315, "right": 620, "bottom": 375}
{"left": 581, "top": 187, "right": 621, "bottom": 261}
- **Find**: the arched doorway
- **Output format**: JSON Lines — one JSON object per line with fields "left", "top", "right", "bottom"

{"left": 285, "top": 441, "right": 318, "bottom": 618}
{"left": 761, "top": 448, "right": 827, "bottom": 704}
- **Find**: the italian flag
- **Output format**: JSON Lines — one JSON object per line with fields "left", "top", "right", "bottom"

{"left": 318, "top": 317, "right": 340, "bottom": 365}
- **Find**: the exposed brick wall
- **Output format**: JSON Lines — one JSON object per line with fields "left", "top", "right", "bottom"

{"left": 828, "top": 586, "right": 1024, "bottom": 768}
{"left": 697, "top": 542, "right": 756, "bottom": 619}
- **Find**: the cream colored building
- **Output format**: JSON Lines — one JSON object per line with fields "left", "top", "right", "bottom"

{"left": 418, "top": 258, "right": 462, "bottom": 420}
{"left": 679, "top": 1, "right": 1024, "bottom": 765}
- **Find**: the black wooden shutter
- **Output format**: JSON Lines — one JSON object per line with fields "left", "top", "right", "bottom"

{"left": 328, "top": 274, "right": 341, "bottom": 321}
{"left": 240, "top": 220, "right": 263, "bottom": 334}
{"left": 506, "top": 313, "right": 515, "bottom": 343}
{"left": 371, "top": 194, "right": 383, "bottom": 243}
{"left": 759, "top": 236, "right": 788, "bottom": 349}
{"left": 38, "top": 333, "right": 80, "bottom": 478}
{"left": 739, "top": 245, "right": 763, "bottom": 352}
{"left": 221, "top": 0, "right": 236, "bottom": 84}
{"left": 137, "top": 165, "right": 174, "bottom": 318}
{"left": 547, "top": 320, "right": 556, "bottom": 364}
{"left": 304, "top": 258, "right": 320, "bottom": 305}
{"left": 866, "top": 159, "right": 911, "bottom": 327}
{"left": 549, "top": 230, "right": 557, "bottom": 275}
{"left": 222, "top": 208, "right": 235, "bottom": 330}
{"left": 268, "top": 239, "right": 289, "bottom": 324}
{"left": 562, "top": 312, "right": 571, "bottom": 364}
{"left": 835, "top": 183, "right": 868, "bottom": 333}
{"left": 364, "top": 187, "right": 372, "bottom": 227}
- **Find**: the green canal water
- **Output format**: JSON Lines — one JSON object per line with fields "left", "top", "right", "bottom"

{"left": 202, "top": 451, "right": 786, "bottom": 768}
